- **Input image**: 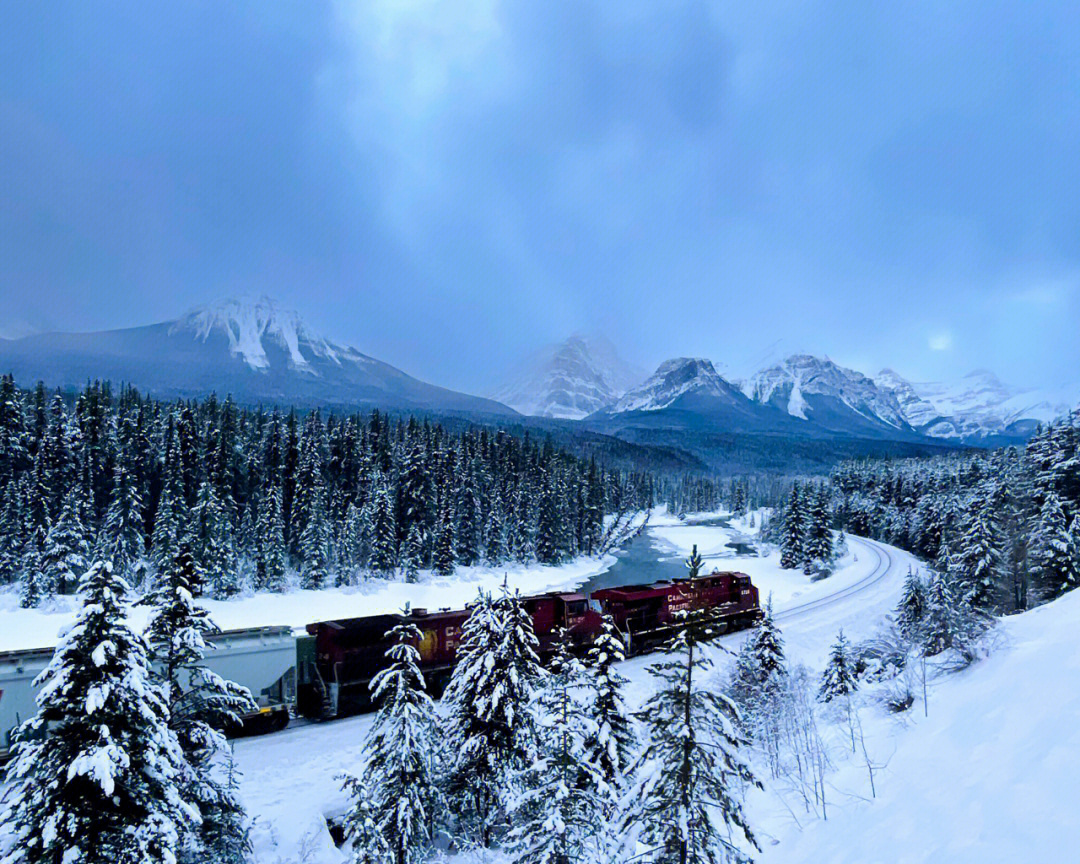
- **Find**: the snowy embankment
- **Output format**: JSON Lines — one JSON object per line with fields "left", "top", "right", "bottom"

{"left": 753, "top": 586, "right": 1080, "bottom": 864}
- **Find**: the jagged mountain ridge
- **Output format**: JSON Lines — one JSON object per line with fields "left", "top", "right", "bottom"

{"left": 742, "top": 354, "right": 914, "bottom": 438}
{"left": 492, "top": 335, "right": 644, "bottom": 420}
{"left": 588, "top": 357, "right": 819, "bottom": 438}
{"left": 0, "top": 297, "right": 515, "bottom": 415}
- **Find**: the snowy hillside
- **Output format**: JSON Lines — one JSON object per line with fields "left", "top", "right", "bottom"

{"left": 492, "top": 335, "right": 644, "bottom": 419}
{"left": 743, "top": 354, "right": 912, "bottom": 436}
{"left": 757, "top": 585, "right": 1080, "bottom": 864}
{"left": 0, "top": 297, "right": 514, "bottom": 415}
{"left": 875, "top": 368, "right": 1079, "bottom": 440}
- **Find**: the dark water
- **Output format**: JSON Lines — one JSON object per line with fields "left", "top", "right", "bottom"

{"left": 581, "top": 516, "right": 758, "bottom": 594}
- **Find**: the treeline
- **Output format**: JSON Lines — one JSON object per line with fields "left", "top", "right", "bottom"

{"left": 831, "top": 412, "right": 1080, "bottom": 612}
{"left": 0, "top": 376, "right": 654, "bottom": 605}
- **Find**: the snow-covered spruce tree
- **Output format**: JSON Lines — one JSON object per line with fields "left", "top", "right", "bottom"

{"left": 362, "top": 621, "right": 443, "bottom": 864}
{"left": 536, "top": 482, "right": 564, "bottom": 565}
{"left": 804, "top": 485, "right": 834, "bottom": 567}
{"left": 623, "top": 614, "right": 759, "bottom": 864}
{"left": 0, "top": 560, "right": 198, "bottom": 864}
{"left": 583, "top": 614, "right": 637, "bottom": 791}
{"left": 686, "top": 543, "right": 704, "bottom": 580}
{"left": 152, "top": 440, "right": 185, "bottom": 574}
{"left": 950, "top": 495, "right": 1005, "bottom": 611}
{"left": 779, "top": 483, "right": 804, "bottom": 570}
{"left": 339, "top": 774, "right": 391, "bottom": 864}
{"left": 193, "top": 479, "right": 239, "bottom": 599}
{"left": 432, "top": 500, "right": 456, "bottom": 577}
{"left": 895, "top": 567, "right": 928, "bottom": 640}
{"left": 507, "top": 628, "right": 607, "bottom": 864}
{"left": 141, "top": 542, "right": 257, "bottom": 864}
{"left": 99, "top": 460, "right": 144, "bottom": 580}
{"left": 40, "top": 488, "right": 91, "bottom": 596}
{"left": 198, "top": 753, "right": 251, "bottom": 864}
{"left": 370, "top": 478, "right": 398, "bottom": 579}
{"left": 818, "top": 628, "right": 857, "bottom": 703}
{"left": 454, "top": 474, "right": 481, "bottom": 567}
{"left": 728, "top": 600, "right": 788, "bottom": 773}
{"left": 256, "top": 483, "right": 287, "bottom": 592}
{"left": 922, "top": 568, "right": 957, "bottom": 657}
{"left": 1029, "top": 492, "right": 1077, "bottom": 599}
{"left": 483, "top": 502, "right": 507, "bottom": 565}
{"left": 732, "top": 600, "right": 787, "bottom": 709}
{"left": 299, "top": 477, "right": 331, "bottom": 589}
{"left": 444, "top": 586, "right": 541, "bottom": 846}
{"left": 401, "top": 523, "right": 424, "bottom": 584}
{"left": 18, "top": 534, "right": 45, "bottom": 609}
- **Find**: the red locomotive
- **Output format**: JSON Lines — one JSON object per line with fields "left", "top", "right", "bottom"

{"left": 297, "top": 570, "right": 762, "bottom": 720}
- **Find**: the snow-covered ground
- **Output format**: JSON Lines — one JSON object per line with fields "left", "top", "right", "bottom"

{"left": 754, "top": 584, "right": 1080, "bottom": 863}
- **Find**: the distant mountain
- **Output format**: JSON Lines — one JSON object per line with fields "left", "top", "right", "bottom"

{"left": 876, "top": 368, "right": 1079, "bottom": 441}
{"left": 589, "top": 357, "right": 808, "bottom": 435}
{"left": 493, "top": 335, "right": 644, "bottom": 420}
{"left": 742, "top": 354, "right": 915, "bottom": 438}
{"left": 0, "top": 297, "right": 515, "bottom": 416}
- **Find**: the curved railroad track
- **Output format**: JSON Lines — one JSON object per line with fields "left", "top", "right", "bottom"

{"left": 774, "top": 534, "right": 896, "bottom": 623}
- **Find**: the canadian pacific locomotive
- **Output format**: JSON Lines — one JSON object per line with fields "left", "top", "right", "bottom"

{"left": 297, "top": 569, "right": 762, "bottom": 720}
{"left": 1, "top": 570, "right": 761, "bottom": 759}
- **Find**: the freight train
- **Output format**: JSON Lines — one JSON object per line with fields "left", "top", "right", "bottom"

{"left": 1, "top": 569, "right": 761, "bottom": 759}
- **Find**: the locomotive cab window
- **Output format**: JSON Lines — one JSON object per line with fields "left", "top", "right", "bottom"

{"left": 566, "top": 600, "right": 587, "bottom": 616}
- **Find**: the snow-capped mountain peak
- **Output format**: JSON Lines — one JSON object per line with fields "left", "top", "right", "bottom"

{"left": 493, "top": 335, "right": 644, "bottom": 419}
{"left": 0, "top": 296, "right": 514, "bottom": 415}
{"left": 611, "top": 357, "right": 735, "bottom": 413}
{"left": 744, "top": 354, "right": 910, "bottom": 431}
{"left": 876, "top": 367, "right": 1080, "bottom": 440}
{"left": 172, "top": 297, "right": 345, "bottom": 373}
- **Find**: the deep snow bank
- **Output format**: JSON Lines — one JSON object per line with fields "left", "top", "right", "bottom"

{"left": 759, "top": 587, "right": 1080, "bottom": 863}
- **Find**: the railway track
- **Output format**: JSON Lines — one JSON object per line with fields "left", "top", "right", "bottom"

{"left": 774, "top": 534, "right": 895, "bottom": 623}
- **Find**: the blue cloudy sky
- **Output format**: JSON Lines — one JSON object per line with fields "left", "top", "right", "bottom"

{"left": 2, "top": 1, "right": 1079, "bottom": 393}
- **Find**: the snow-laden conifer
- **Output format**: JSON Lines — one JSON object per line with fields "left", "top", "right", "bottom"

{"left": 895, "top": 567, "right": 927, "bottom": 640}
{"left": 507, "top": 628, "right": 607, "bottom": 864}
{"left": 952, "top": 495, "right": 1004, "bottom": 610}
{"left": 922, "top": 568, "right": 957, "bottom": 657}
{"left": 0, "top": 561, "right": 198, "bottom": 864}
{"left": 339, "top": 774, "right": 391, "bottom": 864}
{"left": 779, "top": 483, "right": 804, "bottom": 570}
{"left": 256, "top": 483, "right": 287, "bottom": 592}
{"left": 444, "top": 585, "right": 540, "bottom": 846}
{"left": 583, "top": 614, "right": 636, "bottom": 790}
{"left": 818, "top": 628, "right": 858, "bottom": 703}
{"left": 141, "top": 542, "right": 257, "bottom": 863}
{"left": 1029, "top": 492, "right": 1077, "bottom": 598}
{"left": 361, "top": 620, "right": 443, "bottom": 864}
{"left": 99, "top": 461, "right": 144, "bottom": 579}
{"left": 623, "top": 615, "right": 759, "bottom": 864}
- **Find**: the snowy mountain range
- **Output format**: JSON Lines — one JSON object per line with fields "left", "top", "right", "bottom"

{"left": 588, "top": 357, "right": 814, "bottom": 438}
{"left": 589, "top": 352, "right": 1077, "bottom": 445}
{"left": 1, "top": 296, "right": 1074, "bottom": 443}
{"left": 874, "top": 368, "right": 1079, "bottom": 441}
{"left": 0, "top": 297, "right": 514, "bottom": 415}
{"left": 491, "top": 335, "right": 645, "bottom": 420}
